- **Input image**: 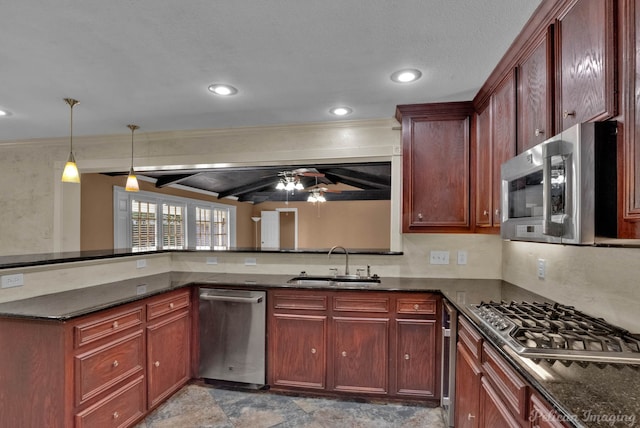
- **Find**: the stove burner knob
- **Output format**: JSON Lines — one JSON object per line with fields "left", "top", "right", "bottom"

{"left": 498, "top": 322, "right": 509, "bottom": 331}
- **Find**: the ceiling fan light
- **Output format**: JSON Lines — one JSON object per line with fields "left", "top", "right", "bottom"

{"left": 295, "top": 181, "right": 304, "bottom": 190}
{"left": 61, "top": 152, "right": 80, "bottom": 183}
{"left": 307, "top": 194, "right": 317, "bottom": 203}
{"left": 317, "top": 194, "right": 326, "bottom": 203}
{"left": 125, "top": 167, "right": 139, "bottom": 192}
{"left": 275, "top": 181, "right": 286, "bottom": 190}
{"left": 285, "top": 181, "right": 295, "bottom": 191}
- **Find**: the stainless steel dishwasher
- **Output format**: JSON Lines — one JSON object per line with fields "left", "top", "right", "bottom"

{"left": 198, "top": 288, "right": 266, "bottom": 386}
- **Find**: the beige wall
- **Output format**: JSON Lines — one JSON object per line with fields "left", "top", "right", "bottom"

{"left": 502, "top": 241, "right": 640, "bottom": 332}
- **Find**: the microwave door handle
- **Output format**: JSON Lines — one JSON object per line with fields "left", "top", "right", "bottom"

{"left": 542, "top": 141, "right": 567, "bottom": 237}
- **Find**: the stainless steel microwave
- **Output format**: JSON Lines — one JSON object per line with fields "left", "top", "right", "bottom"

{"left": 500, "top": 121, "right": 617, "bottom": 244}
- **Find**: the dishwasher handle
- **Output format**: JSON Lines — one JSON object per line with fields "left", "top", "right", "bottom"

{"left": 199, "top": 293, "right": 263, "bottom": 304}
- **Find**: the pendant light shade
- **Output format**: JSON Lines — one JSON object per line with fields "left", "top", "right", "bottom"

{"left": 125, "top": 124, "right": 140, "bottom": 192}
{"left": 61, "top": 98, "right": 80, "bottom": 183}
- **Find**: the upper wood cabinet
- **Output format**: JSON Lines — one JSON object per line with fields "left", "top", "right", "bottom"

{"left": 474, "top": 72, "right": 517, "bottom": 231}
{"left": 396, "top": 102, "right": 474, "bottom": 233}
{"left": 517, "top": 27, "right": 554, "bottom": 153}
{"left": 556, "top": 0, "right": 617, "bottom": 131}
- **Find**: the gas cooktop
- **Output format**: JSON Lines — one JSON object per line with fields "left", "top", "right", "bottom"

{"left": 468, "top": 301, "right": 640, "bottom": 366}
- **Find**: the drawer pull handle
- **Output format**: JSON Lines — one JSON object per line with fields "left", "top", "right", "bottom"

{"left": 169, "top": 302, "right": 174, "bottom": 309}
{"left": 563, "top": 110, "right": 575, "bottom": 118}
{"left": 113, "top": 411, "right": 120, "bottom": 419}
{"left": 112, "top": 321, "right": 119, "bottom": 329}
{"left": 404, "top": 353, "right": 410, "bottom": 360}
{"left": 154, "top": 361, "right": 160, "bottom": 367}
{"left": 414, "top": 304, "right": 419, "bottom": 311}
{"left": 535, "top": 128, "right": 544, "bottom": 136}
{"left": 311, "top": 348, "right": 317, "bottom": 354}
{"left": 341, "top": 351, "right": 347, "bottom": 357}
{"left": 483, "top": 210, "right": 488, "bottom": 216}
{"left": 112, "top": 360, "right": 119, "bottom": 368}
{"left": 468, "top": 413, "right": 476, "bottom": 420}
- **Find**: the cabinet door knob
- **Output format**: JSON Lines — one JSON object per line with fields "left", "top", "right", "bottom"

{"left": 563, "top": 110, "right": 575, "bottom": 118}
{"left": 112, "top": 360, "right": 119, "bottom": 368}
{"left": 483, "top": 210, "right": 489, "bottom": 216}
{"left": 113, "top": 411, "right": 120, "bottom": 419}
{"left": 413, "top": 304, "right": 419, "bottom": 311}
{"left": 404, "top": 353, "right": 410, "bottom": 360}
{"left": 311, "top": 348, "right": 317, "bottom": 354}
{"left": 341, "top": 351, "right": 347, "bottom": 357}
{"left": 154, "top": 361, "right": 160, "bottom": 367}
{"left": 468, "top": 413, "right": 476, "bottom": 420}
{"left": 169, "top": 302, "right": 174, "bottom": 309}
{"left": 535, "top": 128, "right": 544, "bottom": 136}
{"left": 417, "top": 212, "right": 424, "bottom": 221}
{"left": 495, "top": 209, "right": 500, "bottom": 218}
{"left": 112, "top": 321, "right": 119, "bottom": 329}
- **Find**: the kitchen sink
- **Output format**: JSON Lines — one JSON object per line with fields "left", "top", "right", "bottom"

{"left": 287, "top": 274, "right": 381, "bottom": 288}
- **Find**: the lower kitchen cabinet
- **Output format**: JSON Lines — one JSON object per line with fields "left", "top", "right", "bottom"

{"left": 0, "top": 287, "right": 192, "bottom": 428}
{"left": 455, "top": 316, "right": 569, "bottom": 428}
{"left": 146, "top": 304, "right": 191, "bottom": 408}
{"left": 333, "top": 316, "right": 389, "bottom": 394}
{"left": 270, "top": 312, "right": 327, "bottom": 389}
{"left": 268, "top": 289, "right": 441, "bottom": 402}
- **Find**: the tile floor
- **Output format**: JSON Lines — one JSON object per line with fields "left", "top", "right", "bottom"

{"left": 135, "top": 383, "right": 446, "bottom": 428}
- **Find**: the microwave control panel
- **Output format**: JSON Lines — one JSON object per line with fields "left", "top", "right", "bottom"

{"left": 516, "top": 224, "right": 544, "bottom": 239}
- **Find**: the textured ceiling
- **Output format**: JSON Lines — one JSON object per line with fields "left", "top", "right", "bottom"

{"left": 0, "top": 0, "right": 541, "bottom": 142}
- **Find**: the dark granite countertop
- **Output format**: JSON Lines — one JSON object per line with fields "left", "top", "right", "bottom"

{"left": 0, "top": 272, "right": 637, "bottom": 427}
{"left": 0, "top": 248, "right": 402, "bottom": 270}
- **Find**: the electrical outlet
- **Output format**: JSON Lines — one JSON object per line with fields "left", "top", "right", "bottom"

{"left": 456, "top": 291, "right": 466, "bottom": 304}
{"left": 457, "top": 250, "right": 468, "bottom": 265}
{"left": 537, "top": 259, "right": 546, "bottom": 279}
{"left": 430, "top": 251, "right": 450, "bottom": 265}
{"left": 136, "top": 259, "right": 147, "bottom": 269}
{"left": 244, "top": 258, "right": 257, "bottom": 266}
{"left": 206, "top": 257, "right": 218, "bottom": 265}
{"left": 136, "top": 284, "right": 147, "bottom": 295}
{"left": 1, "top": 274, "right": 24, "bottom": 288}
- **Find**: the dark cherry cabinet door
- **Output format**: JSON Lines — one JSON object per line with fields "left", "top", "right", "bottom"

{"left": 269, "top": 313, "right": 327, "bottom": 389}
{"left": 394, "top": 319, "right": 437, "bottom": 397}
{"left": 332, "top": 316, "right": 389, "bottom": 394}
{"left": 518, "top": 28, "right": 553, "bottom": 153}
{"left": 475, "top": 106, "right": 492, "bottom": 228}
{"left": 556, "top": 0, "right": 616, "bottom": 131}
{"left": 454, "top": 342, "right": 482, "bottom": 428}
{"left": 146, "top": 310, "right": 191, "bottom": 408}
{"left": 397, "top": 103, "right": 474, "bottom": 232}
{"left": 479, "top": 377, "right": 521, "bottom": 428}
{"left": 490, "top": 72, "right": 517, "bottom": 226}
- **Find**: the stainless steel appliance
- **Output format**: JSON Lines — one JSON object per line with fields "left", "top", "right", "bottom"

{"left": 440, "top": 300, "right": 457, "bottom": 427}
{"left": 500, "top": 121, "right": 617, "bottom": 244}
{"left": 198, "top": 288, "right": 266, "bottom": 385}
{"left": 468, "top": 301, "right": 640, "bottom": 365}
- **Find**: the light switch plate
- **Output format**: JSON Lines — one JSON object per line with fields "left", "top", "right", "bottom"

{"left": 136, "top": 259, "right": 147, "bottom": 269}
{"left": 244, "top": 258, "right": 257, "bottom": 266}
{"left": 457, "top": 250, "right": 468, "bottom": 265}
{"left": 136, "top": 284, "right": 147, "bottom": 295}
{"left": 206, "top": 257, "right": 218, "bottom": 265}
{"left": 430, "top": 251, "right": 450, "bottom": 265}
{"left": 1, "top": 274, "right": 24, "bottom": 288}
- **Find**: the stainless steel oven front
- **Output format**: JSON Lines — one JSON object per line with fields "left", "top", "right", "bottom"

{"left": 440, "top": 300, "right": 457, "bottom": 427}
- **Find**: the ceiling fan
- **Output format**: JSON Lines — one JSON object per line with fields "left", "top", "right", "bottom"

{"left": 275, "top": 168, "right": 326, "bottom": 191}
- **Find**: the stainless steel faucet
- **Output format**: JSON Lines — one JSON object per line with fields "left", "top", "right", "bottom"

{"left": 328, "top": 245, "right": 349, "bottom": 275}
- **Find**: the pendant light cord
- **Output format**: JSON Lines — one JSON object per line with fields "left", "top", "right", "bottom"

{"left": 64, "top": 98, "right": 79, "bottom": 153}
{"left": 127, "top": 124, "right": 139, "bottom": 169}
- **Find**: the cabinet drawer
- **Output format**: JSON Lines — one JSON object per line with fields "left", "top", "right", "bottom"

{"left": 272, "top": 293, "right": 328, "bottom": 311}
{"left": 333, "top": 295, "right": 389, "bottom": 313}
{"left": 396, "top": 297, "right": 436, "bottom": 315}
{"left": 147, "top": 290, "right": 190, "bottom": 321}
{"left": 458, "top": 316, "right": 483, "bottom": 360}
{"left": 481, "top": 342, "right": 528, "bottom": 419}
{"left": 75, "top": 375, "right": 145, "bottom": 428}
{"left": 75, "top": 306, "right": 144, "bottom": 348}
{"left": 75, "top": 330, "right": 145, "bottom": 406}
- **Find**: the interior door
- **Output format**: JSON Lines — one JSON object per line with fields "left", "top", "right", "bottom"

{"left": 261, "top": 211, "right": 280, "bottom": 249}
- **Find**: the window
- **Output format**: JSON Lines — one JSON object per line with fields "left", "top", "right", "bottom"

{"left": 162, "top": 203, "right": 185, "bottom": 249}
{"left": 131, "top": 200, "right": 157, "bottom": 251}
{"left": 114, "top": 187, "right": 236, "bottom": 251}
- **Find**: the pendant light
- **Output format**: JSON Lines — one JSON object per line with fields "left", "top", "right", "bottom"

{"left": 61, "top": 98, "right": 80, "bottom": 183}
{"left": 125, "top": 124, "right": 140, "bottom": 192}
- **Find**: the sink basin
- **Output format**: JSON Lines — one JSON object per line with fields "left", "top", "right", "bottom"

{"left": 287, "top": 275, "right": 381, "bottom": 288}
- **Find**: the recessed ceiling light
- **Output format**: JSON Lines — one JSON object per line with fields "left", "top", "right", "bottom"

{"left": 0, "top": 109, "right": 9, "bottom": 117}
{"left": 208, "top": 84, "right": 238, "bottom": 96}
{"left": 390, "top": 69, "right": 422, "bottom": 83}
{"left": 330, "top": 107, "right": 353, "bottom": 116}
